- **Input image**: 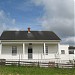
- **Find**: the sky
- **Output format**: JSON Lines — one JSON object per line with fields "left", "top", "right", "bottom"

{"left": 0, "top": 0, "right": 75, "bottom": 46}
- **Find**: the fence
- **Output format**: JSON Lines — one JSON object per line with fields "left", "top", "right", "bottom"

{"left": 0, "top": 59, "right": 75, "bottom": 68}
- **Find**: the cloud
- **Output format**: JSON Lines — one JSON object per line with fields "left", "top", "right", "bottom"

{"left": 0, "top": 10, "right": 19, "bottom": 35}
{"left": 32, "top": 0, "right": 74, "bottom": 45}
{"left": 61, "top": 36, "right": 75, "bottom": 45}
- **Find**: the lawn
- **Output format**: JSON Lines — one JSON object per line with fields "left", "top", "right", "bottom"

{"left": 0, "top": 66, "right": 75, "bottom": 75}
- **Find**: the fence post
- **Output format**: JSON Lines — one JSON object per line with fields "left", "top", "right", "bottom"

{"left": 56, "top": 63, "right": 59, "bottom": 68}
{"left": 18, "top": 54, "right": 20, "bottom": 66}
{"left": 38, "top": 62, "right": 40, "bottom": 67}
{"left": 0, "top": 59, "right": 6, "bottom": 66}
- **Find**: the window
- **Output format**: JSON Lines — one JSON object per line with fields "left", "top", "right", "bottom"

{"left": 45, "top": 46, "right": 48, "bottom": 55}
{"left": 69, "top": 50, "right": 74, "bottom": 54}
{"left": 12, "top": 46, "right": 17, "bottom": 55}
{"left": 61, "top": 50, "right": 65, "bottom": 54}
{"left": 43, "top": 46, "right": 44, "bottom": 54}
{"left": 43, "top": 45, "right": 48, "bottom": 55}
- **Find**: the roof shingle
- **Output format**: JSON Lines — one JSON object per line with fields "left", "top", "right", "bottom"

{"left": 0, "top": 31, "right": 61, "bottom": 40}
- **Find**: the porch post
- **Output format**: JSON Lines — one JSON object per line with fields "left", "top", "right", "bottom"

{"left": 23, "top": 43, "right": 25, "bottom": 55}
{"left": 44, "top": 43, "right": 46, "bottom": 55}
{"left": 57, "top": 43, "right": 60, "bottom": 63}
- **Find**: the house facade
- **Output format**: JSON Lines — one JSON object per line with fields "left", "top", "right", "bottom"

{"left": 0, "top": 28, "right": 61, "bottom": 62}
{"left": 0, "top": 28, "right": 75, "bottom": 63}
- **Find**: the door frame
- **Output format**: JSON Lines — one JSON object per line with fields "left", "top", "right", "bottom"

{"left": 28, "top": 47, "right": 33, "bottom": 59}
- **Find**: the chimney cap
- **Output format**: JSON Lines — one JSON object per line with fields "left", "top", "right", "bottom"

{"left": 28, "top": 27, "right": 30, "bottom": 33}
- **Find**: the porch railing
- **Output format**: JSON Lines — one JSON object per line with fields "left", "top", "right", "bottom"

{"left": 0, "top": 53, "right": 58, "bottom": 61}
{"left": 0, "top": 53, "right": 75, "bottom": 64}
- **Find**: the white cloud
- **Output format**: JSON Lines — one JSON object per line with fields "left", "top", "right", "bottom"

{"left": 32, "top": 0, "right": 74, "bottom": 45}
{"left": 61, "top": 36, "right": 75, "bottom": 46}
{"left": 0, "top": 10, "right": 18, "bottom": 35}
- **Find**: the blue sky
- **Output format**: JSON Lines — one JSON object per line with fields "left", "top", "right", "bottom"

{"left": 0, "top": 0, "right": 44, "bottom": 30}
{"left": 0, "top": 0, "right": 74, "bottom": 45}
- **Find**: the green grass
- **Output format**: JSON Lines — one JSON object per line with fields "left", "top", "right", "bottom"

{"left": 0, "top": 66, "right": 75, "bottom": 75}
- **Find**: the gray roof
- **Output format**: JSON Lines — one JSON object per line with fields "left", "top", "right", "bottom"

{"left": 0, "top": 31, "right": 61, "bottom": 40}
{"left": 69, "top": 46, "right": 75, "bottom": 49}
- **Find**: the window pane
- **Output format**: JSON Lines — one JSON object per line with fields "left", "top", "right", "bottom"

{"left": 61, "top": 50, "right": 65, "bottom": 54}
{"left": 46, "top": 46, "right": 48, "bottom": 55}
{"left": 12, "top": 46, "right": 17, "bottom": 55}
{"left": 69, "top": 50, "right": 74, "bottom": 54}
{"left": 43, "top": 46, "right": 44, "bottom": 54}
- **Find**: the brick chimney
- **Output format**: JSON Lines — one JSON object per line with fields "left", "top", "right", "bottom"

{"left": 28, "top": 27, "right": 30, "bottom": 33}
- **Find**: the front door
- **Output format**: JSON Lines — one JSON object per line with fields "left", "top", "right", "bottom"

{"left": 28, "top": 48, "right": 33, "bottom": 59}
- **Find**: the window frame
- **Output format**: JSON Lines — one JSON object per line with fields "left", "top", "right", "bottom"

{"left": 12, "top": 46, "right": 17, "bottom": 55}
{"left": 69, "top": 49, "right": 74, "bottom": 54}
{"left": 43, "top": 46, "right": 44, "bottom": 54}
{"left": 45, "top": 46, "right": 48, "bottom": 55}
{"left": 61, "top": 50, "right": 65, "bottom": 54}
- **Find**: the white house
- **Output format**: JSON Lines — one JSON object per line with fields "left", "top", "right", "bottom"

{"left": 58, "top": 45, "right": 75, "bottom": 63}
{"left": 0, "top": 28, "right": 61, "bottom": 62}
{"left": 0, "top": 28, "right": 75, "bottom": 63}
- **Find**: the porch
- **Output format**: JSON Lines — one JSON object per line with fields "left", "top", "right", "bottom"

{"left": 0, "top": 41, "right": 59, "bottom": 62}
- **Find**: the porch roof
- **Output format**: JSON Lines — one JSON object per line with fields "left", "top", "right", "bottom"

{"left": 0, "top": 31, "right": 61, "bottom": 40}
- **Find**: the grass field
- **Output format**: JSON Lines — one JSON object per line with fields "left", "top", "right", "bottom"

{"left": 0, "top": 66, "right": 75, "bottom": 75}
